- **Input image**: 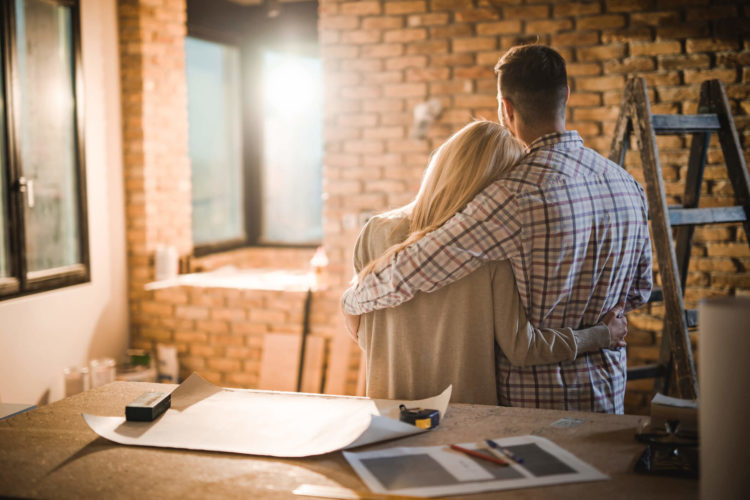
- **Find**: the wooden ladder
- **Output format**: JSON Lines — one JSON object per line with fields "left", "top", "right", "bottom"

{"left": 609, "top": 78, "right": 750, "bottom": 400}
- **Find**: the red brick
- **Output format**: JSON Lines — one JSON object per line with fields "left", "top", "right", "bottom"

{"left": 600, "top": 27, "right": 652, "bottom": 43}
{"left": 656, "top": 23, "right": 710, "bottom": 39}
{"left": 384, "top": 1, "right": 427, "bottom": 15}
{"left": 320, "top": 15, "right": 360, "bottom": 31}
{"left": 405, "top": 67, "right": 451, "bottom": 81}
{"left": 684, "top": 68, "right": 737, "bottom": 85}
{"left": 406, "top": 39, "right": 449, "bottom": 55}
{"left": 430, "top": 53, "right": 475, "bottom": 67}
{"left": 364, "top": 126, "right": 406, "bottom": 139}
{"left": 384, "top": 82, "right": 427, "bottom": 97}
{"left": 550, "top": 31, "right": 599, "bottom": 47}
{"left": 504, "top": 5, "right": 550, "bottom": 19}
{"left": 553, "top": 2, "right": 602, "bottom": 16}
{"left": 385, "top": 55, "right": 428, "bottom": 70}
{"left": 577, "top": 44, "right": 626, "bottom": 61}
{"left": 175, "top": 304, "right": 210, "bottom": 320}
{"left": 575, "top": 75, "right": 625, "bottom": 92}
{"left": 658, "top": 53, "right": 710, "bottom": 71}
{"left": 526, "top": 19, "right": 573, "bottom": 34}
{"left": 567, "top": 62, "right": 602, "bottom": 77}
{"left": 568, "top": 92, "right": 602, "bottom": 106}
{"left": 686, "top": 38, "right": 741, "bottom": 54}
{"left": 341, "top": 29, "right": 382, "bottom": 45}
{"left": 407, "top": 13, "right": 449, "bottom": 26}
{"left": 360, "top": 43, "right": 404, "bottom": 58}
{"left": 476, "top": 20, "right": 522, "bottom": 35}
{"left": 452, "top": 37, "right": 497, "bottom": 53}
{"left": 384, "top": 28, "right": 428, "bottom": 43}
{"left": 453, "top": 94, "right": 498, "bottom": 108}
{"left": 362, "top": 16, "right": 404, "bottom": 30}
{"left": 208, "top": 358, "right": 242, "bottom": 373}
{"left": 429, "top": 24, "right": 473, "bottom": 39}
{"left": 605, "top": 0, "right": 654, "bottom": 12}
{"left": 454, "top": 8, "right": 499, "bottom": 22}
{"left": 339, "top": 2, "right": 382, "bottom": 16}
{"left": 603, "top": 57, "right": 656, "bottom": 74}
{"left": 630, "top": 40, "right": 682, "bottom": 57}
{"left": 430, "top": 0, "right": 472, "bottom": 10}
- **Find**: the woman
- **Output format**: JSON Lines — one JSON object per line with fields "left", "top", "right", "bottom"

{"left": 351, "top": 121, "right": 625, "bottom": 404}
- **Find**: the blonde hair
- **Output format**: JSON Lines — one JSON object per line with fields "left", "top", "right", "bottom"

{"left": 358, "top": 120, "right": 524, "bottom": 281}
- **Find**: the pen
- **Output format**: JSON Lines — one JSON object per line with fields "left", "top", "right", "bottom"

{"left": 449, "top": 444, "right": 508, "bottom": 466}
{"left": 485, "top": 439, "right": 524, "bottom": 463}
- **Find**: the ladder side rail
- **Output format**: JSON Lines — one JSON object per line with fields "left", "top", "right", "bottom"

{"left": 708, "top": 80, "right": 750, "bottom": 242}
{"left": 674, "top": 82, "right": 713, "bottom": 292}
{"left": 629, "top": 77, "right": 698, "bottom": 399}
{"left": 608, "top": 82, "right": 633, "bottom": 166}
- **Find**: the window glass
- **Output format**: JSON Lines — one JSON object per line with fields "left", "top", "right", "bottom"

{"left": 186, "top": 36, "right": 245, "bottom": 246}
{"left": 16, "top": 0, "right": 81, "bottom": 273}
{"left": 260, "top": 50, "right": 322, "bottom": 245}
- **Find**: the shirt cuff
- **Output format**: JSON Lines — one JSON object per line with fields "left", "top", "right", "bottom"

{"left": 342, "top": 285, "right": 365, "bottom": 315}
{"left": 572, "top": 324, "right": 610, "bottom": 353}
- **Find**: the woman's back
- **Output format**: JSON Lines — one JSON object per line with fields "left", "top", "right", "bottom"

{"left": 355, "top": 209, "right": 510, "bottom": 405}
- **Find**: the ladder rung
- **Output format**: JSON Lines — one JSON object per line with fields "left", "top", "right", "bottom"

{"left": 686, "top": 309, "right": 698, "bottom": 329}
{"left": 648, "top": 288, "right": 663, "bottom": 304}
{"left": 651, "top": 114, "right": 721, "bottom": 134}
{"left": 627, "top": 364, "right": 666, "bottom": 381}
{"left": 668, "top": 206, "right": 747, "bottom": 226}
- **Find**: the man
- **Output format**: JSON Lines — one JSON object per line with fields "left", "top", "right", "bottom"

{"left": 341, "top": 44, "right": 652, "bottom": 414}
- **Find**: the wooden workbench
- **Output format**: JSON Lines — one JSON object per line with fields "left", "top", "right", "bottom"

{"left": 0, "top": 381, "right": 697, "bottom": 499}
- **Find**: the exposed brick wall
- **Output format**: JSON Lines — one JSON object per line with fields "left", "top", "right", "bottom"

{"left": 118, "top": 0, "right": 192, "bottom": 321}
{"left": 318, "top": 0, "right": 750, "bottom": 412}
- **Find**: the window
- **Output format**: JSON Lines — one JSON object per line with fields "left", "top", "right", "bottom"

{"left": 186, "top": 33, "right": 322, "bottom": 253}
{"left": 186, "top": 36, "right": 245, "bottom": 248}
{"left": 0, "top": 0, "right": 88, "bottom": 300}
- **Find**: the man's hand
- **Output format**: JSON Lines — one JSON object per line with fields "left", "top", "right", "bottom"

{"left": 341, "top": 298, "right": 361, "bottom": 342}
{"left": 602, "top": 302, "right": 627, "bottom": 349}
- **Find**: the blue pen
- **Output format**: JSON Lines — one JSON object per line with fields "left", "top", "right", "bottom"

{"left": 485, "top": 439, "right": 525, "bottom": 463}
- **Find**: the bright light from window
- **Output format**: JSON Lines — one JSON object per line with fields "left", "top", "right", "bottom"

{"left": 262, "top": 51, "right": 321, "bottom": 115}
{"left": 260, "top": 50, "right": 323, "bottom": 245}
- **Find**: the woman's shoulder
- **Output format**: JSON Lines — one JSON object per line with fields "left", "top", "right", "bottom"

{"left": 361, "top": 207, "right": 411, "bottom": 241}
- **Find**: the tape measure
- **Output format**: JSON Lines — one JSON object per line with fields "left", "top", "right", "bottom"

{"left": 399, "top": 404, "right": 440, "bottom": 430}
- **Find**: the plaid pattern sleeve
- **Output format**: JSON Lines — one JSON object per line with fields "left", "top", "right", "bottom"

{"left": 342, "top": 183, "right": 522, "bottom": 315}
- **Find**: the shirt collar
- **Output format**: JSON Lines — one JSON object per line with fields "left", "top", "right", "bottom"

{"left": 525, "top": 130, "right": 583, "bottom": 154}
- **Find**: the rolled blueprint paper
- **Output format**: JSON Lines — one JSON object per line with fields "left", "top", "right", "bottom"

{"left": 699, "top": 296, "right": 750, "bottom": 499}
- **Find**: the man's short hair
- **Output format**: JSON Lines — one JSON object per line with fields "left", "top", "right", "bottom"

{"left": 494, "top": 44, "right": 568, "bottom": 126}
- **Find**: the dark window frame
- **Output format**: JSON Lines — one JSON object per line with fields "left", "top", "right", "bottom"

{"left": 0, "top": 0, "right": 89, "bottom": 301}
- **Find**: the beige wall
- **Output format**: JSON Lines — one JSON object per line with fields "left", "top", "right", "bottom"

{"left": 0, "top": 0, "right": 129, "bottom": 404}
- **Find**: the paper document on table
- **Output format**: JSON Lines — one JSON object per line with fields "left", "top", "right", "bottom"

{"left": 343, "top": 435, "right": 608, "bottom": 497}
{"left": 82, "top": 373, "right": 451, "bottom": 457}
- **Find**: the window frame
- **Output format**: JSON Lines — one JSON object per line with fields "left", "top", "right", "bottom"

{"left": 186, "top": 26, "right": 259, "bottom": 258}
{"left": 0, "top": 0, "right": 89, "bottom": 301}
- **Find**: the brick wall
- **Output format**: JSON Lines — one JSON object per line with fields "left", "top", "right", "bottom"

{"left": 318, "top": 0, "right": 750, "bottom": 412}
{"left": 118, "top": 0, "right": 193, "bottom": 322}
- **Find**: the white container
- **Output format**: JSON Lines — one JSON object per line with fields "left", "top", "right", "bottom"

{"left": 89, "top": 358, "right": 116, "bottom": 388}
{"left": 63, "top": 366, "right": 90, "bottom": 397}
{"left": 699, "top": 296, "right": 750, "bottom": 499}
{"left": 155, "top": 245, "right": 179, "bottom": 281}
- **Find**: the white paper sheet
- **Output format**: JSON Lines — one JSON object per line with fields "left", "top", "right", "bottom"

{"left": 343, "top": 435, "right": 608, "bottom": 497}
{"left": 83, "top": 373, "right": 451, "bottom": 457}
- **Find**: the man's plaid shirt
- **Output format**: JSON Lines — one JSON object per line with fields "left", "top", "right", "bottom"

{"left": 343, "top": 131, "right": 652, "bottom": 413}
